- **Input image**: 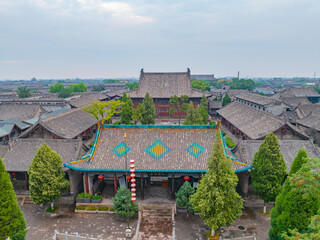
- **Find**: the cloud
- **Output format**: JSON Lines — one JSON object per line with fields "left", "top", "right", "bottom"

{"left": 77, "top": 0, "right": 153, "bottom": 23}
{"left": 1, "top": 60, "right": 20, "bottom": 64}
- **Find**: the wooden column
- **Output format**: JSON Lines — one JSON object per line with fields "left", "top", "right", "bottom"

{"left": 140, "top": 173, "right": 144, "bottom": 200}
{"left": 114, "top": 173, "right": 117, "bottom": 195}
{"left": 84, "top": 173, "right": 89, "bottom": 194}
{"left": 171, "top": 174, "right": 175, "bottom": 200}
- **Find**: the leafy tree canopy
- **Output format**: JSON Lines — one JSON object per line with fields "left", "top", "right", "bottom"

{"left": 121, "top": 92, "right": 133, "bottom": 124}
{"left": 140, "top": 92, "right": 156, "bottom": 125}
{"left": 191, "top": 80, "right": 210, "bottom": 91}
{"left": 92, "top": 85, "right": 105, "bottom": 92}
{"left": 0, "top": 157, "right": 27, "bottom": 240}
{"left": 58, "top": 88, "right": 72, "bottom": 98}
{"left": 16, "top": 86, "right": 32, "bottom": 98}
{"left": 69, "top": 82, "right": 87, "bottom": 92}
{"left": 289, "top": 147, "right": 308, "bottom": 176}
{"left": 104, "top": 79, "right": 121, "bottom": 83}
{"left": 222, "top": 93, "right": 231, "bottom": 107}
{"left": 49, "top": 83, "right": 65, "bottom": 93}
{"left": 230, "top": 79, "right": 256, "bottom": 91}
{"left": 126, "top": 82, "right": 138, "bottom": 90}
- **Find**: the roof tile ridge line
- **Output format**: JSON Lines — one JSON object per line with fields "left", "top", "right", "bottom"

{"left": 74, "top": 139, "right": 84, "bottom": 162}
{"left": 88, "top": 126, "right": 102, "bottom": 163}
{"left": 143, "top": 71, "right": 188, "bottom": 75}
{"left": 43, "top": 107, "right": 82, "bottom": 122}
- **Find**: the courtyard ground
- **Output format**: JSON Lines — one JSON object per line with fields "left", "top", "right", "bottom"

{"left": 21, "top": 204, "right": 270, "bottom": 240}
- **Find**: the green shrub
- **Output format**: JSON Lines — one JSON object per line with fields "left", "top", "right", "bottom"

{"left": 128, "top": 122, "right": 135, "bottom": 125}
{"left": 98, "top": 206, "right": 109, "bottom": 211}
{"left": 75, "top": 205, "right": 86, "bottom": 210}
{"left": 109, "top": 207, "right": 114, "bottom": 211}
{"left": 89, "top": 141, "right": 94, "bottom": 148}
{"left": 222, "top": 130, "right": 226, "bottom": 136}
{"left": 92, "top": 195, "right": 101, "bottom": 200}
{"left": 46, "top": 206, "right": 59, "bottom": 213}
{"left": 77, "top": 192, "right": 84, "bottom": 198}
{"left": 113, "top": 121, "right": 121, "bottom": 125}
{"left": 210, "top": 121, "right": 216, "bottom": 126}
{"left": 84, "top": 193, "right": 91, "bottom": 198}
{"left": 226, "top": 137, "right": 236, "bottom": 148}
{"left": 86, "top": 206, "right": 97, "bottom": 211}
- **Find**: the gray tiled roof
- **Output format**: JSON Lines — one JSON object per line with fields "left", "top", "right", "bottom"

{"left": 69, "top": 93, "right": 108, "bottom": 108}
{"left": 217, "top": 101, "right": 285, "bottom": 139}
{"left": 234, "top": 140, "right": 320, "bottom": 173}
{"left": 0, "top": 119, "right": 31, "bottom": 137}
{"left": 297, "top": 116, "right": 320, "bottom": 131}
{"left": 66, "top": 127, "right": 248, "bottom": 173}
{"left": 20, "top": 108, "right": 98, "bottom": 139}
{"left": 2, "top": 138, "right": 82, "bottom": 171}
{"left": 235, "top": 92, "right": 276, "bottom": 106}
{"left": 0, "top": 104, "right": 43, "bottom": 121}
{"left": 128, "top": 71, "right": 209, "bottom": 98}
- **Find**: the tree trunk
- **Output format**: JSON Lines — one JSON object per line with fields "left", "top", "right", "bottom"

{"left": 186, "top": 210, "right": 189, "bottom": 219}
{"left": 211, "top": 229, "right": 215, "bottom": 237}
{"left": 263, "top": 202, "right": 266, "bottom": 214}
{"left": 51, "top": 202, "right": 54, "bottom": 210}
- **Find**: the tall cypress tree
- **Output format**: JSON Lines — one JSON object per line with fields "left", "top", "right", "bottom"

{"left": 251, "top": 133, "right": 287, "bottom": 213}
{"left": 199, "top": 94, "right": 209, "bottom": 124}
{"left": 190, "top": 131, "right": 243, "bottom": 236}
{"left": 176, "top": 181, "right": 195, "bottom": 217}
{"left": 0, "top": 157, "right": 27, "bottom": 240}
{"left": 288, "top": 147, "right": 308, "bottom": 176}
{"left": 121, "top": 92, "right": 133, "bottom": 124}
{"left": 28, "top": 143, "right": 69, "bottom": 209}
{"left": 183, "top": 101, "right": 196, "bottom": 125}
{"left": 222, "top": 93, "right": 231, "bottom": 106}
{"left": 141, "top": 92, "right": 156, "bottom": 125}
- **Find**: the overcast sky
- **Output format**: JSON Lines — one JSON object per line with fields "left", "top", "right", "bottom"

{"left": 0, "top": 0, "right": 319, "bottom": 79}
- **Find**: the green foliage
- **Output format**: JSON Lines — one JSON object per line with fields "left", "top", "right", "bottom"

{"left": 91, "top": 195, "right": 101, "bottom": 200}
{"left": 0, "top": 157, "right": 27, "bottom": 240}
{"left": 84, "top": 193, "right": 91, "bottom": 198}
{"left": 104, "top": 79, "right": 121, "bottom": 83}
{"left": 140, "top": 92, "right": 156, "bottom": 125}
{"left": 191, "top": 80, "right": 210, "bottom": 91}
{"left": 69, "top": 82, "right": 87, "bottom": 92}
{"left": 270, "top": 158, "right": 320, "bottom": 239}
{"left": 210, "top": 121, "right": 216, "bottom": 126}
{"left": 190, "top": 131, "right": 243, "bottom": 230}
{"left": 28, "top": 143, "right": 69, "bottom": 205}
{"left": 251, "top": 133, "right": 286, "bottom": 203}
{"left": 230, "top": 79, "right": 256, "bottom": 91}
{"left": 83, "top": 100, "right": 122, "bottom": 125}
{"left": 222, "top": 130, "right": 226, "bottom": 136}
{"left": 199, "top": 94, "right": 209, "bottom": 124}
{"left": 77, "top": 192, "right": 84, "bottom": 198}
{"left": 289, "top": 147, "right": 308, "bottom": 176}
{"left": 176, "top": 181, "right": 195, "bottom": 211}
{"left": 58, "top": 88, "right": 72, "bottom": 98}
{"left": 132, "top": 103, "right": 143, "bottom": 124}
{"left": 169, "top": 95, "right": 190, "bottom": 125}
{"left": 222, "top": 93, "right": 231, "bottom": 106}
{"left": 75, "top": 205, "right": 86, "bottom": 210}
{"left": 86, "top": 206, "right": 97, "bottom": 211}
{"left": 113, "top": 121, "right": 121, "bottom": 125}
{"left": 49, "top": 83, "right": 65, "bottom": 93}
{"left": 46, "top": 206, "right": 59, "bottom": 213}
{"left": 121, "top": 92, "right": 133, "bottom": 124}
{"left": 16, "top": 86, "right": 32, "bottom": 98}
{"left": 92, "top": 85, "right": 105, "bottom": 92}
{"left": 225, "top": 137, "right": 235, "bottom": 148}
{"left": 98, "top": 206, "right": 109, "bottom": 211}
{"left": 112, "top": 187, "right": 138, "bottom": 218}
{"left": 126, "top": 82, "right": 138, "bottom": 90}
{"left": 109, "top": 207, "right": 115, "bottom": 211}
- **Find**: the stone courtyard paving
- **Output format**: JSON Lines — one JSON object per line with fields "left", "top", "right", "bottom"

{"left": 21, "top": 204, "right": 137, "bottom": 240}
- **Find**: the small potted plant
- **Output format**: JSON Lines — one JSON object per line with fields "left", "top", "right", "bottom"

{"left": 75, "top": 205, "right": 86, "bottom": 213}
{"left": 98, "top": 206, "right": 109, "bottom": 213}
{"left": 76, "top": 192, "right": 91, "bottom": 203}
{"left": 85, "top": 205, "right": 97, "bottom": 213}
{"left": 91, "top": 194, "right": 102, "bottom": 203}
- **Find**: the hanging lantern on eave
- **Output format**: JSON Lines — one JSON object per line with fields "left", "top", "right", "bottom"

{"left": 11, "top": 173, "right": 16, "bottom": 180}
{"left": 98, "top": 175, "right": 104, "bottom": 181}
{"left": 184, "top": 176, "right": 190, "bottom": 181}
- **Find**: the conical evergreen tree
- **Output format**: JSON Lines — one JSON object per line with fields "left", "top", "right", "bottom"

{"left": 121, "top": 92, "right": 133, "bottom": 124}
{"left": 183, "top": 101, "right": 196, "bottom": 125}
{"left": 140, "top": 92, "right": 156, "bottom": 125}
{"left": 0, "top": 157, "right": 27, "bottom": 240}
{"left": 190, "top": 131, "right": 243, "bottom": 234}
{"left": 176, "top": 181, "right": 195, "bottom": 212}
{"left": 288, "top": 147, "right": 308, "bottom": 176}
{"left": 222, "top": 93, "right": 231, "bottom": 106}
{"left": 112, "top": 187, "right": 138, "bottom": 218}
{"left": 28, "top": 143, "right": 69, "bottom": 207}
{"left": 251, "top": 133, "right": 286, "bottom": 213}
{"left": 199, "top": 94, "right": 209, "bottom": 124}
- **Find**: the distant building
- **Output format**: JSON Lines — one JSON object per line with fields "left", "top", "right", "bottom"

{"left": 128, "top": 69, "right": 212, "bottom": 117}
{"left": 271, "top": 88, "right": 320, "bottom": 104}
{"left": 191, "top": 74, "right": 216, "bottom": 81}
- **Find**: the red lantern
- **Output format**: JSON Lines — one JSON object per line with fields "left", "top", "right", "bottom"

{"left": 130, "top": 164, "right": 135, "bottom": 169}
{"left": 131, "top": 197, "right": 136, "bottom": 202}
{"left": 130, "top": 173, "right": 135, "bottom": 178}
{"left": 130, "top": 159, "right": 135, "bottom": 164}
{"left": 184, "top": 176, "right": 190, "bottom": 181}
{"left": 11, "top": 173, "right": 16, "bottom": 179}
{"left": 131, "top": 178, "right": 136, "bottom": 183}
{"left": 131, "top": 193, "right": 136, "bottom": 197}
{"left": 131, "top": 183, "right": 136, "bottom": 188}
{"left": 98, "top": 175, "right": 104, "bottom": 181}
{"left": 126, "top": 176, "right": 131, "bottom": 181}
{"left": 131, "top": 188, "right": 136, "bottom": 193}
{"left": 130, "top": 169, "right": 135, "bottom": 173}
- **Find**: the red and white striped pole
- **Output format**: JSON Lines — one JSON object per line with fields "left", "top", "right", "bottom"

{"left": 130, "top": 159, "right": 136, "bottom": 202}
